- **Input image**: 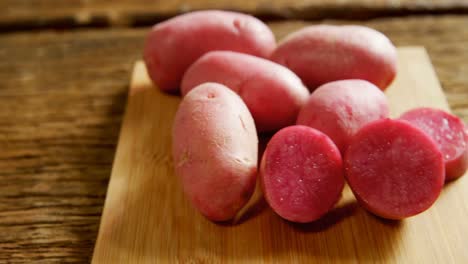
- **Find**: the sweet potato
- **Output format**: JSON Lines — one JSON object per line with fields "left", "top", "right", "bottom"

{"left": 181, "top": 51, "right": 309, "bottom": 132}
{"left": 172, "top": 83, "right": 258, "bottom": 221}
{"left": 261, "top": 125, "right": 344, "bottom": 223}
{"left": 144, "top": 10, "right": 276, "bottom": 92}
{"left": 271, "top": 25, "right": 397, "bottom": 91}
{"left": 345, "top": 119, "right": 445, "bottom": 220}
{"left": 297, "top": 79, "right": 389, "bottom": 153}
{"left": 400, "top": 108, "right": 468, "bottom": 181}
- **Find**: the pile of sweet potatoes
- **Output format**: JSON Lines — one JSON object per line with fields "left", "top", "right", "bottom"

{"left": 143, "top": 10, "right": 468, "bottom": 223}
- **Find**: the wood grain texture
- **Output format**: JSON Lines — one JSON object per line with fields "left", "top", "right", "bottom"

{"left": 1, "top": 15, "right": 468, "bottom": 262}
{"left": 2, "top": 0, "right": 468, "bottom": 30}
{"left": 92, "top": 48, "right": 468, "bottom": 263}
{"left": 0, "top": 29, "right": 144, "bottom": 263}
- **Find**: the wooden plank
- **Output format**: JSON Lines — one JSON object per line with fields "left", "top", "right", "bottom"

{"left": 92, "top": 47, "right": 468, "bottom": 263}
{"left": 0, "top": 29, "right": 144, "bottom": 263}
{"left": 2, "top": 0, "right": 468, "bottom": 30}
{"left": 1, "top": 15, "right": 468, "bottom": 262}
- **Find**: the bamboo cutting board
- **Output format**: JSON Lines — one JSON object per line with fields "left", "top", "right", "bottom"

{"left": 92, "top": 47, "right": 468, "bottom": 263}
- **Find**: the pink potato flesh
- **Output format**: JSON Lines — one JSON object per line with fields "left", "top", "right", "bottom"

{"left": 271, "top": 25, "right": 397, "bottom": 91}
{"left": 172, "top": 83, "right": 258, "bottom": 221}
{"left": 297, "top": 79, "right": 389, "bottom": 154}
{"left": 400, "top": 108, "right": 468, "bottom": 181}
{"left": 345, "top": 119, "right": 445, "bottom": 220}
{"left": 181, "top": 51, "right": 310, "bottom": 132}
{"left": 261, "top": 125, "right": 344, "bottom": 223}
{"left": 144, "top": 10, "right": 276, "bottom": 92}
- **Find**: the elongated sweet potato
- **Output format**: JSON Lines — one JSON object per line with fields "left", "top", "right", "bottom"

{"left": 144, "top": 10, "right": 276, "bottom": 92}
{"left": 271, "top": 25, "right": 397, "bottom": 91}
{"left": 181, "top": 51, "right": 309, "bottom": 132}
{"left": 172, "top": 83, "right": 258, "bottom": 221}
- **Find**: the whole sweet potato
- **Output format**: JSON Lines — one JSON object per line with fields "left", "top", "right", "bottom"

{"left": 172, "top": 82, "right": 258, "bottom": 221}
{"left": 297, "top": 79, "right": 389, "bottom": 153}
{"left": 181, "top": 51, "right": 309, "bottom": 132}
{"left": 271, "top": 25, "right": 397, "bottom": 91}
{"left": 144, "top": 10, "right": 276, "bottom": 92}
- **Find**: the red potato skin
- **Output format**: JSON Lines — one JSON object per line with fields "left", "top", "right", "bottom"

{"left": 400, "top": 108, "right": 468, "bottom": 181}
{"left": 261, "top": 126, "right": 344, "bottom": 223}
{"left": 172, "top": 83, "right": 258, "bottom": 221}
{"left": 297, "top": 79, "right": 389, "bottom": 154}
{"left": 144, "top": 10, "right": 276, "bottom": 92}
{"left": 181, "top": 51, "right": 310, "bottom": 132}
{"left": 271, "top": 25, "right": 397, "bottom": 91}
{"left": 345, "top": 119, "right": 445, "bottom": 220}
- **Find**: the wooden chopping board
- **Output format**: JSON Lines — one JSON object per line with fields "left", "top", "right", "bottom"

{"left": 92, "top": 47, "right": 468, "bottom": 263}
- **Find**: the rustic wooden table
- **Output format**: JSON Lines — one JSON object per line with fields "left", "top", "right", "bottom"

{"left": 1, "top": 1, "right": 467, "bottom": 263}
